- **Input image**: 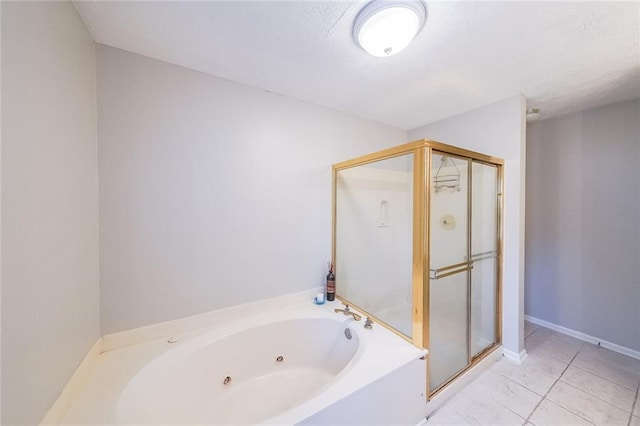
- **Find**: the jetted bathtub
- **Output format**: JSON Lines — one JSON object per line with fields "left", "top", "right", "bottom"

{"left": 118, "top": 318, "right": 360, "bottom": 424}
{"left": 60, "top": 299, "right": 427, "bottom": 425}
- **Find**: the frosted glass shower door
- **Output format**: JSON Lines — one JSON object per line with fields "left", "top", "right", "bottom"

{"left": 429, "top": 152, "right": 470, "bottom": 391}
{"left": 470, "top": 161, "right": 499, "bottom": 357}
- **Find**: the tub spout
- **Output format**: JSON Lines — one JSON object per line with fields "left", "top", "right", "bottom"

{"left": 334, "top": 305, "right": 362, "bottom": 321}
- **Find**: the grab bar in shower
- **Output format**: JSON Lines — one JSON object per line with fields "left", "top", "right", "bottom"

{"left": 429, "top": 251, "right": 497, "bottom": 280}
{"left": 429, "top": 261, "right": 473, "bottom": 280}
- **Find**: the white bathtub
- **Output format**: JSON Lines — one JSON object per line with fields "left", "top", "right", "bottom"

{"left": 118, "top": 317, "right": 360, "bottom": 424}
{"left": 60, "top": 297, "right": 427, "bottom": 425}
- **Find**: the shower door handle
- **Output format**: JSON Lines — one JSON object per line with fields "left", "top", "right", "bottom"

{"left": 429, "top": 261, "right": 473, "bottom": 280}
{"left": 470, "top": 250, "right": 496, "bottom": 262}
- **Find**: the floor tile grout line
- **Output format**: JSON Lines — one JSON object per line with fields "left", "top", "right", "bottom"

{"left": 526, "top": 325, "right": 637, "bottom": 420}
{"left": 490, "top": 362, "right": 558, "bottom": 389}
{"left": 564, "top": 344, "right": 637, "bottom": 423}
{"left": 531, "top": 325, "right": 639, "bottom": 369}
{"left": 524, "top": 326, "right": 586, "bottom": 364}
{"left": 479, "top": 371, "right": 542, "bottom": 425}
{"left": 484, "top": 391, "right": 529, "bottom": 424}
{"left": 527, "top": 333, "right": 586, "bottom": 348}
{"left": 569, "top": 362, "right": 640, "bottom": 392}
{"left": 524, "top": 347, "right": 581, "bottom": 365}
{"left": 436, "top": 375, "right": 527, "bottom": 425}
{"left": 524, "top": 346, "right": 596, "bottom": 425}
{"left": 494, "top": 358, "right": 555, "bottom": 396}
{"left": 558, "top": 378, "right": 634, "bottom": 415}
{"left": 524, "top": 324, "right": 538, "bottom": 339}
{"left": 533, "top": 398, "right": 596, "bottom": 426}
{"left": 577, "top": 355, "right": 640, "bottom": 376}
{"left": 628, "top": 382, "right": 640, "bottom": 426}
{"left": 525, "top": 325, "right": 544, "bottom": 340}
{"left": 431, "top": 324, "right": 637, "bottom": 426}
{"left": 577, "top": 345, "right": 640, "bottom": 372}
{"left": 440, "top": 392, "right": 483, "bottom": 426}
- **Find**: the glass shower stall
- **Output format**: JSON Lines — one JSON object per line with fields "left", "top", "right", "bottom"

{"left": 332, "top": 139, "right": 503, "bottom": 397}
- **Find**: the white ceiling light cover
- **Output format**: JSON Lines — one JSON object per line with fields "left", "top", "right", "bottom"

{"left": 354, "top": 0, "right": 427, "bottom": 57}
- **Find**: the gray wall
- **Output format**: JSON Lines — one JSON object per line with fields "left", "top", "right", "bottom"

{"left": 1, "top": 2, "right": 100, "bottom": 424}
{"left": 97, "top": 46, "right": 407, "bottom": 334}
{"left": 525, "top": 99, "right": 640, "bottom": 352}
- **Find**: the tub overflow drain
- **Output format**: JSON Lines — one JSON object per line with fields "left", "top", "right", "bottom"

{"left": 275, "top": 355, "right": 284, "bottom": 364}
{"left": 344, "top": 328, "right": 352, "bottom": 340}
{"left": 222, "top": 376, "right": 232, "bottom": 386}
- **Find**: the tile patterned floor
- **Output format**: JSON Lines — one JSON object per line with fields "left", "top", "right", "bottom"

{"left": 426, "top": 322, "right": 640, "bottom": 425}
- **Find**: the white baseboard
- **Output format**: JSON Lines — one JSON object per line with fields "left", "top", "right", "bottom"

{"left": 503, "top": 348, "right": 528, "bottom": 364}
{"left": 525, "top": 315, "right": 640, "bottom": 361}
{"left": 40, "top": 338, "right": 103, "bottom": 425}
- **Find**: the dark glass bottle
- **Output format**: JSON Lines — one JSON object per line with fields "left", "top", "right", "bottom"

{"left": 326, "top": 262, "right": 336, "bottom": 301}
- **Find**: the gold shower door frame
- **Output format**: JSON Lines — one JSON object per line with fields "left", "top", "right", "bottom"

{"left": 331, "top": 139, "right": 504, "bottom": 398}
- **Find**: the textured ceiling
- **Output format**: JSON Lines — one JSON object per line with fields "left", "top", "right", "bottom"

{"left": 73, "top": 1, "right": 640, "bottom": 130}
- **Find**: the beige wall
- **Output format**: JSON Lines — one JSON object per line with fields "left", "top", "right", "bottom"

{"left": 97, "top": 46, "right": 407, "bottom": 334}
{"left": 1, "top": 2, "right": 99, "bottom": 424}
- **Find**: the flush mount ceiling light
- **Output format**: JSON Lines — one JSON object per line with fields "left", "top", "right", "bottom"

{"left": 353, "top": 0, "right": 427, "bottom": 57}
